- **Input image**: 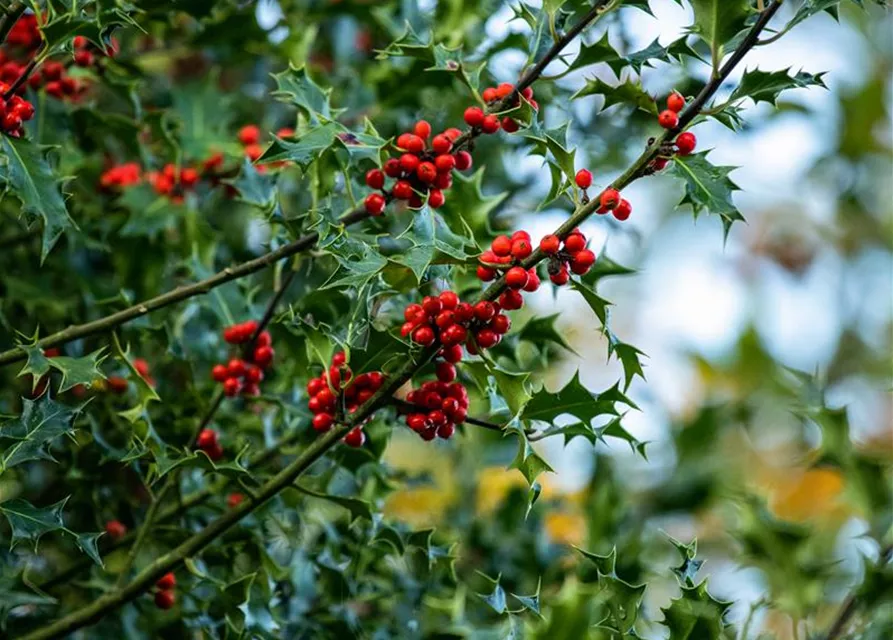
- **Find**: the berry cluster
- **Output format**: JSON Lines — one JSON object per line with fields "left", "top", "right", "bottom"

{"left": 154, "top": 572, "right": 176, "bottom": 610}
{"left": 475, "top": 231, "right": 541, "bottom": 295}
{"left": 0, "top": 87, "right": 34, "bottom": 136}
{"left": 651, "top": 91, "right": 698, "bottom": 171}
{"left": 196, "top": 428, "right": 224, "bottom": 461}
{"left": 210, "top": 321, "right": 274, "bottom": 398}
{"left": 4, "top": 13, "right": 41, "bottom": 51}
{"left": 104, "top": 357, "right": 155, "bottom": 394}
{"left": 478, "top": 81, "right": 538, "bottom": 133}
{"left": 145, "top": 163, "right": 201, "bottom": 202}
{"left": 306, "top": 351, "right": 386, "bottom": 447}
{"left": 573, "top": 171, "right": 634, "bottom": 222}
{"left": 363, "top": 120, "right": 473, "bottom": 215}
{"left": 539, "top": 229, "right": 598, "bottom": 285}
{"left": 402, "top": 377, "right": 469, "bottom": 441}
{"left": 99, "top": 162, "right": 141, "bottom": 190}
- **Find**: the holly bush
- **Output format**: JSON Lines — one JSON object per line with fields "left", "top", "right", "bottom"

{"left": 0, "top": 0, "right": 890, "bottom": 638}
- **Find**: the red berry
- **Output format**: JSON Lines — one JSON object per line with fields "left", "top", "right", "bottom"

{"left": 658, "top": 109, "right": 679, "bottom": 129}
{"left": 481, "top": 114, "right": 500, "bottom": 134}
{"left": 441, "top": 344, "right": 463, "bottom": 363}
{"left": 575, "top": 169, "right": 592, "bottom": 189}
{"left": 239, "top": 125, "right": 260, "bottom": 146}
{"left": 404, "top": 303, "right": 424, "bottom": 322}
{"left": 464, "top": 106, "right": 485, "bottom": 127}
{"left": 412, "top": 326, "right": 435, "bottom": 346}
{"left": 211, "top": 364, "right": 228, "bottom": 382}
{"left": 227, "top": 358, "right": 246, "bottom": 377}
{"left": 499, "top": 289, "right": 524, "bottom": 310}
{"left": 156, "top": 572, "right": 176, "bottom": 590}
{"left": 667, "top": 92, "right": 685, "bottom": 113}
{"left": 227, "top": 493, "right": 244, "bottom": 508}
{"left": 501, "top": 117, "right": 519, "bottom": 133}
{"left": 254, "top": 346, "right": 274, "bottom": 368}
{"left": 521, "top": 87, "right": 534, "bottom": 101}
{"left": 482, "top": 87, "right": 497, "bottom": 102}
{"left": 365, "top": 192, "right": 386, "bottom": 216}
{"left": 441, "top": 324, "right": 467, "bottom": 346}
{"left": 523, "top": 270, "right": 540, "bottom": 292}
{"left": 3, "top": 112, "right": 21, "bottom": 131}
{"left": 435, "top": 311, "right": 455, "bottom": 330}
{"left": 599, "top": 188, "right": 620, "bottom": 210}
{"left": 613, "top": 198, "right": 632, "bottom": 221}
{"left": 154, "top": 590, "right": 176, "bottom": 610}
{"left": 74, "top": 50, "right": 93, "bottom": 67}
{"left": 407, "top": 413, "right": 427, "bottom": 432}
{"left": 245, "top": 366, "right": 263, "bottom": 384}
{"left": 505, "top": 266, "right": 529, "bottom": 289}
{"left": 197, "top": 429, "right": 217, "bottom": 449}
{"left": 422, "top": 296, "right": 442, "bottom": 316}
{"left": 540, "top": 235, "right": 560, "bottom": 254}
{"left": 400, "top": 152, "right": 420, "bottom": 173}
{"left": 571, "top": 248, "right": 596, "bottom": 272}
{"left": 491, "top": 314, "right": 511, "bottom": 334}
{"left": 105, "top": 520, "right": 127, "bottom": 540}
{"left": 436, "top": 361, "right": 457, "bottom": 382}
{"left": 474, "top": 301, "right": 496, "bottom": 321}
{"left": 651, "top": 157, "right": 669, "bottom": 171}
{"left": 414, "top": 120, "right": 431, "bottom": 139}
{"left": 437, "top": 423, "right": 455, "bottom": 439}
{"left": 477, "top": 266, "right": 496, "bottom": 281}
{"left": 12, "top": 99, "right": 33, "bottom": 121}
{"left": 491, "top": 235, "right": 512, "bottom": 257}
{"left": 476, "top": 329, "right": 499, "bottom": 349}
{"left": 454, "top": 151, "right": 472, "bottom": 171}
{"left": 313, "top": 412, "right": 334, "bottom": 432}
{"left": 432, "top": 135, "right": 452, "bottom": 155}
{"left": 365, "top": 168, "right": 385, "bottom": 189}
{"left": 223, "top": 377, "right": 241, "bottom": 397}
{"left": 344, "top": 427, "right": 366, "bottom": 447}
{"left": 404, "top": 134, "right": 425, "bottom": 153}
{"left": 392, "top": 180, "right": 413, "bottom": 200}
{"left": 550, "top": 266, "right": 570, "bottom": 286}
{"left": 511, "top": 239, "right": 532, "bottom": 260}
{"left": 439, "top": 290, "right": 459, "bottom": 310}
{"left": 434, "top": 153, "right": 455, "bottom": 173}
{"left": 417, "top": 161, "right": 437, "bottom": 183}
{"left": 384, "top": 158, "right": 402, "bottom": 177}
{"left": 106, "top": 376, "right": 129, "bottom": 394}
{"left": 496, "top": 82, "right": 513, "bottom": 98}
{"left": 564, "top": 233, "right": 586, "bottom": 254}
{"left": 443, "top": 127, "right": 463, "bottom": 141}
{"left": 675, "top": 132, "right": 697, "bottom": 156}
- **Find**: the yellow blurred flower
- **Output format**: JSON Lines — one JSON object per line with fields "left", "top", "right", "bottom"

{"left": 544, "top": 512, "right": 586, "bottom": 546}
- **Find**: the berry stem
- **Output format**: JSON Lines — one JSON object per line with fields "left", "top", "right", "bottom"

{"left": 20, "top": 4, "right": 784, "bottom": 637}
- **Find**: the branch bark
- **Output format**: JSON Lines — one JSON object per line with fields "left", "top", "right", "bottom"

{"left": 20, "top": 3, "right": 786, "bottom": 637}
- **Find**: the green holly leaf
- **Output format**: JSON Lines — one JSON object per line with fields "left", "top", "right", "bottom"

{"left": 597, "top": 414, "right": 648, "bottom": 458}
{"left": 573, "top": 77, "right": 658, "bottom": 115}
{"left": 521, "top": 371, "right": 631, "bottom": 428}
{"left": 271, "top": 64, "right": 339, "bottom": 122}
{"left": 47, "top": 349, "right": 108, "bottom": 393}
{"left": 517, "top": 314, "right": 577, "bottom": 354}
{"left": 112, "top": 334, "right": 160, "bottom": 424}
{"left": 556, "top": 32, "right": 625, "bottom": 77}
{"left": 689, "top": 0, "right": 752, "bottom": 61}
{"left": 660, "top": 580, "right": 732, "bottom": 640}
{"left": 37, "top": 4, "right": 137, "bottom": 54}
{"left": 335, "top": 122, "right": 389, "bottom": 167}
{"left": 1, "top": 137, "right": 76, "bottom": 262}
{"left": 72, "top": 531, "right": 105, "bottom": 567}
{"left": 730, "top": 68, "right": 827, "bottom": 106}
{"left": 260, "top": 123, "right": 342, "bottom": 169}
{"left": 440, "top": 168, "right": 507, "bottom": 238}
{"left": 669, "top": 152, "right": 743, "bottom": 239}
{"left": 578, "top": 547, "right": 647, "bottom": 633}
{"left": 477, "top": 573, "right": 508, "bottom": 614}
{"left": 0, "top": 498, "right": 67, "bottom": 550}
{"left": 571, "top": 279, "right": 611, "bottom": 325}
{"left": 510, "top": 579, "right": 543, "bottom": 617}
{"left": 509, "top": 431, "right": 553, "bottom": 486}
{"left": 152, "top": 448, "right": 254, "bottom": 485}
{"left": 625, "top": 36, "right": 702, "bottom": 72}
{"left": 0, "top": 393, "right": 81, "bottom": 471}
{"left": 408, "top": 207, "right": 477, "bottom": 262}
{"left": 16, "top": 343, "right": 53, "bottom": 393}
{"left": 667, "top": 536, "right": 704, "bottom": 587}
{"left": 464, "top": 361, "right": 530, "bottom": 417}
{"left": 582, "top": 251, "right": 637, "bottom": 283}
{"left": 227, "top": 158, "right": 277, "bottom": 211}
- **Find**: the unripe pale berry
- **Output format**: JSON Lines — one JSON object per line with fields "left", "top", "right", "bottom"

{"left": 575, "top": 169, "right": 592, "bottom": 189}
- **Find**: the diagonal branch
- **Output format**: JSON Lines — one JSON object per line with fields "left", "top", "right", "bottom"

{"left": 20, "top": 3, "right": 792, "bottom": 638}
